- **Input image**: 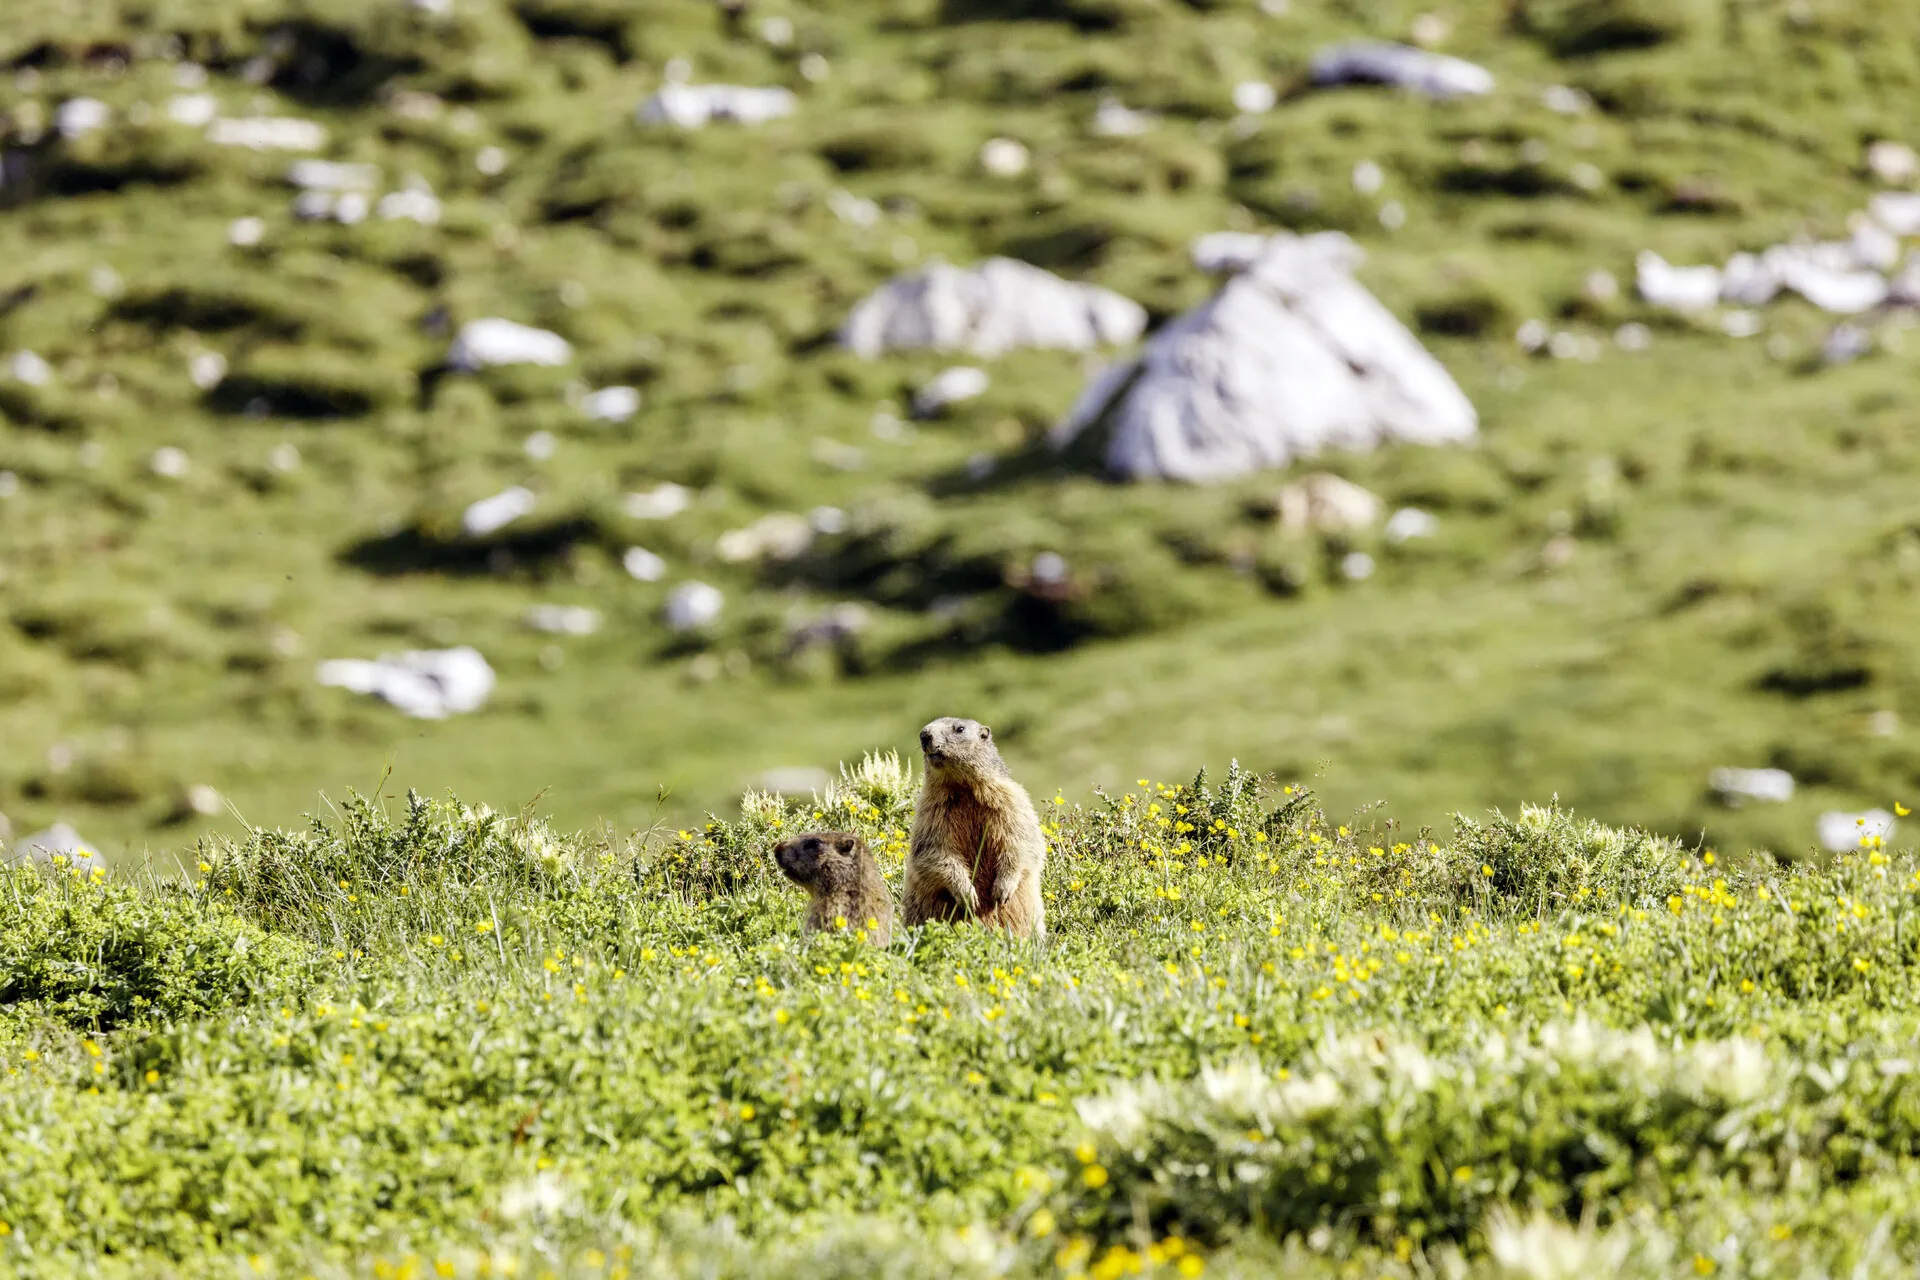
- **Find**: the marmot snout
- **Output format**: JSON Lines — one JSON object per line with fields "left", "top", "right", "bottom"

{"left": 904, "top": 717, "right": 1047, "bottom": 938}
{"left": 773, "top": 829, "right": 893, "bottom": 945}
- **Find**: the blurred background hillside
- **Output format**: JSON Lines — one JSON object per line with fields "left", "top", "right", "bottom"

{"left": 4, "top": 0, "right": 1920, "bottom": 862}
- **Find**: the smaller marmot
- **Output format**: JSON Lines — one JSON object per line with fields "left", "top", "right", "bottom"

{"left": 904, "top": 717, "right": 1047, "bottom": 938}
{"left": 773, "top": 830, "right": 894, "bottom": 946}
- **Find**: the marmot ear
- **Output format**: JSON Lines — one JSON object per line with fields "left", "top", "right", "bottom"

{"left": 835, "top": 834, "right": 855, "bottom": 854}
{"left": 980, "top": 724, "right": 991, "bottom": 740}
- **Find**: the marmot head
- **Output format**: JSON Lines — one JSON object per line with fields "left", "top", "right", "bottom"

{"left": 919, "top": 717, "right": 1006, "bottom": 778}
{"left": 773, "top": 830, "right": 865, "bottom": 889}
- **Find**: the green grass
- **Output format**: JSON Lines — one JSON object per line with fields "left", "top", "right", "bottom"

{"left": 5, "top": 1, "right": 1920, "bottom": 861}
{"left": 6, "top": 770, "right": 1920, "bottom": 1276}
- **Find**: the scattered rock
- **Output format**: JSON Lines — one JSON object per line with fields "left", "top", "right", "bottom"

{"left": 1384, "top": 507, "right": 1439, "bottom": 543}
{"left": 786, "top": 603, "right": 869, "bottom": 654}
{"left": 524, "top": 604, "right": 601, "bottom": 635}
{"left": 1191, "top": 231, "right": 1276, "bottom": 276}
{"left": 911, "top": 366, "right": 991, "bottom": 418}
{"left": 189, "top": 351, "right": 227, "bottom": 390}
{"left": 448, "top": 319, "right": 573, "bottom": 371}
{"left": 166, "top": 93, "right": 218, "bottom": 127}
{"left": 287, "top": 159, "right": 379, "bottom": 191}
{"left": 1092, "top": 96, "right": 1154, "bottom": 138}
{"left": 1709, "top": 767, "right": 1794, "bottom": 806}
{"left": 979, "top": 137, "right": 1029, "bottom": 177}
{"left": 717, "top": 513, "right": 814, "bottom": 563}
{"left": 150, "top": 446, "right": 190, "bottom": 479}
{"left": 462, "top": 486, "right": 536, "bottom": 537}
{"left": 1233, "top": 81, "right": 1278, "bottom": 114}
{"left": 665, "top": 581, "right": 725, "bottom": 631}
{"left": 207, "top": 117, "right": 327, "bottom": 151}
{"left": 841, "top": 258, "right": 1147, "bottom": 359}
{"left": 1052, "top": 232, "right": 1477, "bottom": 482}
{"left": 1635, "top": 251, "right": 1721, "bottom": 311}
{"left": 9, "top": 350, "right": 52, "bottom": 386}
{"left": 622, "top": 546, "right": 667, "bottom": 581}
{"left": 185, "top": 783, "right": 223, "bottom": 816}
{"left": 1310, "top": 41, "right": 1494, "bottom": 100}
{"left": 623, "top": 483, "right": 693, "bottom": 520}
{"left": 1868, "top": 140, "right": 1919, "bottom": 185}
{"left": 639, "top": 84, "right": 797, "bottom": 129}
{"left": 228, "top": 216, "right": 265, "bottom": 247}
{"left": 1823, "top": 323, "right": 1873, "bottom": 366}
{"left": 1871, "top": 192, "right": 1920, "bottom": 236}
{"left": 582, "top": 386, "right": 641, "bottom": 423}
{"left": 316, "top": 646, "right": 496, "bottom": 719}
{"left": 1541, "top": 84, "right": 1592, "bottom": 115}
{"left": 55, "top": 97, "right": 111, "bottom": 140}
{"left": 6, "top": 822, "right": 96, "bottom": 867}
{"left": 1614, "top": 322, "right": 1651, "bottom": 351}
{"left": 1272, "top": 473, "right": 1382, "bottom": 533}
{"left": 1818, "top": 808, "right": 1895, "bottom": 853}
{"left": 378, "top": 185, "right": 442, "bottom": 225}
{"left": 1340, "top": 551, "right": 1376, "bottom": 580}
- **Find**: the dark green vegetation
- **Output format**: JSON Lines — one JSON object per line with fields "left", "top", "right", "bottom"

{"left": 7, "top": 772, "right": 1920, "bottom": 1275}
{"left": 3, "top": 0, "right": 1920, "bottom": 857}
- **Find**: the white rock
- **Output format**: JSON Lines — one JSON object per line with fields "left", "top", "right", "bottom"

{"left": 1849, "top": 215, "right": 1902, "bottom": 271}
{"left": 1584, "top": 270, "right": 1619, "bottom": 303}
{"left": 523, "top": 430, "right": 556, "bottom": 461}
{"left": 1275, "top": 473, "right": 1381, "bottom": 532}
{"left": 55, "top": 97, "right": 110, "bottom": 140}
{"left": 9, "top": 350, "right": 52, "bottom": 386}
{"left": 378, "top": 188, "right": 442, "bottom": 224}
{"left": 1778, "top": 256, "right": 1887, "bottom": 314}
{"left": 332, "top": 192, "right": 369, "bottom": 225}
{"left": 185, "top": 783, "right": 223, "bottom": 816}
{"left": 475, "top": 146, "right": 508, "bottom": 176}
{"left": 292, "top": 190, "right": 334, "bottom": 220}
{"left": 623, "top": 483, "right": 692, "bottom": 520}
{"left": 1092, "top": 96, "right": 1154, "bottom": 138}
{"left": 1352, "top": 159, "right": 1384, "bottom": 195}
{"left": 316, "top": 646, "right": 495, "bottom": 719}
{"left": 1614, "top": 322, "right": 1651, "bottom": 351}
{"left": 448, "top": 319, "right": 573, "bottom": 371}
{"left": 1384, "top": 507, "right": 1438, "bottom": 543}
{"left": 1719, "top": 252, "right": 1780, "bottom": 307}
{"left": 912, "top": 366, "right": 991, "bottom": 418}
{"left": 461, "top": 486, "right": 536, "bottom": 537}
{"left": 1890, "top": 252, "right": 1920, "bottom": 307}
{"left": 1310, "top": 41, "right": 1494, "bottom": 100}
{"left": 287, "top": 159, "right": 378, "bottom": 191}
{"left": 1031, "top": 551, "right": 1069, "bottom": 585}
{"left": 1708, "top": 767, "right": 1794, "bottom": 806}
{"left": 1541, "top": 84, "right": 1592, "bottom": 115}
{"left": 524, "top": 604, "right": 601, "bottom": 635}
{"left": 979, "top": 137, "right": 1029, "bottom": 177}
{"left": 207, "top": 117, "right": 328, "bottom": 151}
{"left": 665, "top": 581, "right": 724, "bottom": 631}
{"left": 622, "top": 546, "right": 667, "bottom": 581}
{"left": 582, "top": 386, "right": 641, "bottom": 423}
{"left": 1823, "top": 323, "right": 1873, "bottom": 366}
{"left": 1516, "top": 319, "right": 1549, "bottom": 353}
{"left": 0, "top": 471, "right": 18, "bottom": 498}
{"left": 1635, "top": 251, "right": 1722, "bottom": 311}
{"left": 166, "top": 93, "right": 218, "bottom": 127}
{"left": 1340, "top": 551, "right": 1376, "bottom": 580}
{"left": 1233, "top": 81, "right": 1278, "bottom": 114}
{"left": 7, "top": 822, "right": 96, "bottom": 866}
{"left": 841, "top": 258, "right": 1147, "bottom": 359}
{"left": 1818, "top": 808, "right": 1895, "bottom": 853}
{"left": 150, "top": 446, "right": 190, "bottom": 478}
{"left": 828, "top": 188, "right": 880, "bottom": 228}
{"left": 174, "top": 63, "right": 209, "bottom": 89}
{"left": 760, "top": 15, "right": 794, "bottom": 46}
{"left": 1192, "top": 231, "right": 1279, "bottom": 276}
{"left": 716, "top": 513, "right": 813, "bottom": 563}
{"left": 1868, "top": 140, "right": 1919, "bottom": 185}
{"left": 270, "top": 442, "right": 300, "bottom": 473}
{"left": 1870, "top": 192, "right": 1920, "bottom": 236}
{"left": 227, "top": 216, "right": 265, "bottom": 247}
{"left": 1720, "top": 310, "right": 1763, "bottom": 339}
{"left": 639, "top": 84, "right": 796, "bottom": 129}
{"left": 1052, "top": 232, "right": 1475, "bottom": 482}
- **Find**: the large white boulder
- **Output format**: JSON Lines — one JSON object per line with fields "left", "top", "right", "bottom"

{"left": 841, "top": 258, "right": 1146, "bottom": 359}
{"left": 315, "top": 646, "right": 495, "bottom": 719}
{"left": 1050, "top": 233, "right": 1476, "bottom": 482}
{"left": 638, "top": 84, "right": 796, "bottom": 128}
{"left": 448, "top": 320, "right": 573, "bottom": 371}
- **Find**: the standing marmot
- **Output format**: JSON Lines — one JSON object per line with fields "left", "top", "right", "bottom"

{"left": 904, "top": 717, "right": 1047, "bottom": 938}
{"left": 773, "top": 830, "right": 894, "bottom": 945}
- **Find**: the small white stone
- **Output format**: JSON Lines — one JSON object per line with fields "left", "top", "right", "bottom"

{"left": 186, "top": 783, "right": 223, "bottom": 816}
{"left": 228, "top": 216, "right": 265, "bottom": 247}
{"left": 174, "top": 63, "right": 209, "bottom": 89}
{"left": 1340, "top": 551, "right": 1376, "bottom": 581}
{"left": 582, "top": 385, "right": 641, "bottom": 423}
{"left": 1384, "top": 507, "right": 1437, "bottom": 543}
{"left": 1378, "top": 201, "right": 1406, "bottom": 230}
{"left": 1721, "top": 310, "right": 1764, "bottom": 339}
{"left": 377, "top": 188, "right": 441, "bottom": 224}
{"left": 524, "top": 604, "right": 601, "bottom": 636}
{"left": 9, "top": 350, "right": 52, "bottom": 386}
{"left": 461, "top": 486, "right": 537, "bottom": 537}
{"left": 1031, "top": 551, "right": 1069, "bottom": 585}
{"left": 523, "top": 430, "right": 556, "bottom": 461}
{"left": 1824, "top": 323, "right": 1873, "bottom": 366}
{"left": 979, "top": 137, "right": 1029, "bottom": 178}
{"left": 475, "top": 146, "right": 508, "bottom": 176}
{"left": 622, "top": 546, "right": 667, "bottom": 581}
{"left": 799, "top": 53, "right": 830, "bottom": 83}
{"left": 1352, "top": 159, "right": 1384, "bottom": 195}
{"left": 150, "top": 446, "right": 190, "bottom": 479}
{"left": 166, "top": 93, "right": 218, "bottom": 127}
{"left": 189, "top": 351, "right": 227, "bottom": 389}
{"left": 90, "top": 266, "right": 123, "bottom": 298}
{"left": 911, "top": 366, "right": 991, "bottom": 418}
{"left": 448, "top": 319, "right": 572, "bottom": 371}
{"left": 1516, "top": 319, "right": 1549, "bottom": 353}
{"left": 828, "top": 188, "right": 881, "bottom": 228}
{"left": 1584, "top": 270, "right": 1618, "bottom": 302}
{"left": 1614, "top": 322, "right": 1651, "bottom": 351}
{"left": 1541, "top": 85, "right": 1592, "bottom": 115}
{"left": 1091, "top": 96, "right": 1154, "bottom": 138}
{"left": 664, "top": 57, "right": 693, "bottom": 85}
{"left": 207, "top": 117, "right": 327, "bottom": 151}
{"left": 269, "top": 442, "right": 300, "bottom": 473}
{"left": 1708, "top": 766, "right": 1793, "bottom": 805}
{"left": 1868, "top": 140, "right": 1919, "bottom": 185}
{"left": 665, "top": 581, "right": 724, "bottom": 631}
{"left": 809, "top": 505, "right": 847, "bottom": 535}
{"left": 1233, "top": 81, "right": 1277, "bottom": 115}
{"left": 287, "top": 159, "right": 378, "bottom": 191}
{"left": 623, "top": 483, "right": 692, "bottom": 520}
{"left": 332, "top": 192, "right": 369, "bottom": 224}
{"left": 0, "top": 471, "right": 18, "bottom": 498}
{"left": 55, "top": 97, "right": 110, "bottom": 139}
{"left": 760, "top": 16, "right": 794, "bottom": 46}
{"left": 1570, "top": 162, "right": 1604, "bottom": 192}
{"left": 1409, "top": 13, "right": 1451, "bottom": 47}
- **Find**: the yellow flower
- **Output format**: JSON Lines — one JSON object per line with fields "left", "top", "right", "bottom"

{"left": 1693, "top": 1254, "right": 1716, "bottom": 1275}
{"left": 1075, "top": 1140, "right": 1098, "bottom": 1164}
{"left": 1481, "top": 864, "right": 1493, "bottom": 877}
{"left": 834, "top": 915, "right": 848, "bottom": 929}
{"left": 1178, "top": 1257, "right": 1205, "bottom": 1278}
{"left": 739, "top": 1104, "right": 755, "bottom": 1121}
{"left": 144, "top": 1069, "right": 159, "bottom": 1084}
{"left": 475, "top": 921, "right": 493, "bottom": 934}
{"left": 774, "top": 1008, "right": 790, "bottom": 1025}
{"left": 1081, "top": 1164, "right": 1109, "bottom": 1189}
{"left": 1027, "top": 1208, "right": 1057, "bottom": 1238}
{"left": 1898, "top": 803, "right": 1911, "bottom": 818}
{"left": 1769, "top": 1224, "right": 1792, "bottom": 1241}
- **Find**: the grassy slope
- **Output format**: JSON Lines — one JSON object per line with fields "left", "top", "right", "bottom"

{"left": 4, "top": 0, "right": 1920, "bottom": 859}
{"left": 6, "top": 776, "right": 1920, "bottom": 1276}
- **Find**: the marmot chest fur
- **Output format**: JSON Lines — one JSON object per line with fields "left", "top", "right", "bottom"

{"left": 773, "top": 830, "right": 893, "bottom": 946}
{"left": 904, "top": 717, "right": 1047, "bottom": 938}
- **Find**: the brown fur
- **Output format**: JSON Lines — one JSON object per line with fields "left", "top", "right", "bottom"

{"left": 903, "top": 717, "right": 1047, "bottom": 938}
{"left": 772, "top": 830, "right": 894, "bottom": 945}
